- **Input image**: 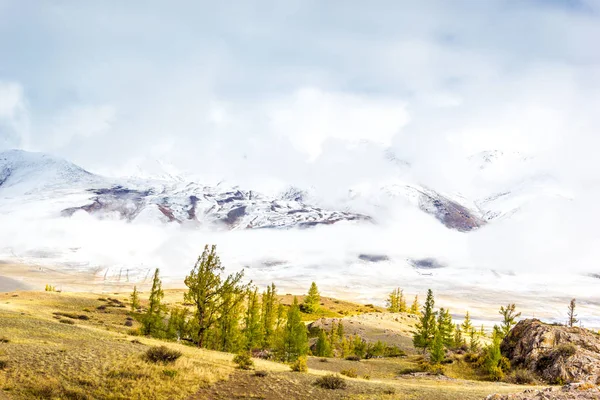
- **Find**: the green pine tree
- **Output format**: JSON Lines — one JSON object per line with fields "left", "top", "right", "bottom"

{"left": 261, "top": 283, "right": 278, "bottom": 348}
{"left": 215, "top": 289, "right": 245, "bottom": 353}
{"left": 453, "top": 323, "right": 464, "bottom": 348}
{"left": 387, "top": 288, "right": 399, "bottom": 312}
{"left": 413, "top": 289, "right": 436, "bottom": 353}
{"left": 243, "top": 287, "right": 263, "bottom": 350}
{"left": 398, "top": 289, "right": 407, "bottom": 312}
{"left": 429, "top": 328, "right": 445, "bottom": 365}
{"left": 410, "top": 295, "right": 420, "bottom": 315}
{"left": 461, "top": 312, "right": 473, "bottom": 338}
{"left": 315, "top": 329, "right": 332, "bottom": 357}
{"left": 184, "top": 245, "right": 248, "bottom": 348}
{"left": 499, "top": 304, "right": 521, "bottom": 337}
{"left": 281, "top": 297, "right": 308, "bottom": 361}
{"left": 302, "top": 282, "right": 320, "bottom": 314}
{"left": 436, "top": 308, "right": 454, "bottom": 348}
{"left": 141, "top": 268, "right": 165, "bottom": 337}
{"left": 130, "top": 285, "right": 140, "bottom": 311}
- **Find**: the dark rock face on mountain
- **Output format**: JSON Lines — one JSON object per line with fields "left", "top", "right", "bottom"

{"left": 501, "top": 319, "right": 600, "bottom": 384}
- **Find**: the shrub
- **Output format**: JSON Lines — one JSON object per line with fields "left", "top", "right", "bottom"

{"left": 319, "top": 358, "right": 329, "bottom": 363}
{"left": 0, "top": 359, "right": 8, "bottom": 370}
{"left": 96, "top": 305, "right": 107, "bottom": 311}
{"left": 384, "top": 345, "right": 406, "bottom": 358}
{"left": 556, "top": 344, "right": 576, "bottom": 358}
{"left": 340, "top": 368, "right": 358, "bottom": 378}
{"left": 362, "top": 374, "right": 371, "bottom": 380}
{"left": 314, "top": 374, "right": 347, "bottom": 390}
{"left": 124, "top": 320, "right": 133, "bottom": 327}
{"left": 398, "top": 366, "right": 423, "bottom": 375}
{"left": 130, "top": 339, "right": 143, "bottom": 345}
{"left": 162, "top": 369, "right": 178, "bottom": 378}
{"left": 59, "top": 319, "right": 75, "bottom": 325}
{"left": 77, "top": 315, "right": 90, "bottom": 320}
{"left": 464, "top": 352, "right": 480, "bottom": 363}
{"left": 488, "top": 366, "right": 504, "bottom": 381}
{"left": 254, "top": 370, "right": 268, "bottom": 377}
{"left": 383, "top": 388, "right": 396, "bottom": 395}
{"left": 506, "top": 369, "right": 538, "bottom": 385}
{"left": 0, "top": 337, "right": 9, "bottom": 343}
{"left": 144, "top": 346, "right": 182, "bottom": 364}
{"left": 345, "top": 355, "right": 361, "bottom": 362}
{"left": 291, "top": 356, "right": 308, "bottom": 372}
{"left": 233, "top": 352, "right": 254, "bottom": 370}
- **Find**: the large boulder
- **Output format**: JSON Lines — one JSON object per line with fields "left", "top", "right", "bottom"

{"left": 501, "top": 319, "right": 600, "bottom": 384}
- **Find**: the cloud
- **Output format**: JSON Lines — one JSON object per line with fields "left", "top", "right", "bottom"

{"left": 0, "top": 81, "right": 28, "bottom": 149}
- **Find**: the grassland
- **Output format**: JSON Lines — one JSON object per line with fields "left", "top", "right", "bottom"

{"left": 0, "top": 290, "right": 536, "bottom": 400}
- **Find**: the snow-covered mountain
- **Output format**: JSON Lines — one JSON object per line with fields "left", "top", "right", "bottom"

{"left": 0, "top": 150, "right": 370, "bottom": 230}
{"left": 0, "top": 149, "right": 567, "bottom": 232}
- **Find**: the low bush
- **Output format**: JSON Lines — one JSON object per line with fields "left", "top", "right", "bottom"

{"left": 319, "top": 358, "right": 329, "bottom": 363}
{"left": 291, "top": 356, "right": 308, "bottom": 372}
{"left": 0, "top": 359, "right": 8, "bottom": 370}
{"left": 124, "top": 320, "right": 133, "bottom": 327}
{"left": 162, "top": 369, "right": 178, "bottom": 378}
{"left": 383, "top": 388, "right": 396, "bottom": 395}
{"left": 254, "top": 370, "right": 268, "bottom": 377}
{"left": 506, "top": 369, "right": 538, "bottom": 385}
{"left": 345, "top": 355, "right": 361, "bottom": 362}
{"left": 340, "top": 368, "right": 358, "bottom": 378}
{"left": 398, "top": 366, "right": 423, "bottom": 375}
{"left": 59, "top": 319, "right": 75, "bottom": 325}
{"left": 383, "top": 345, "right": 406, "bottom": 358}
{"left": 233, "top": 352, "right": 254, "bottom": 370}
{"left": 314, "top": 374, "right": 347, "bottom": 390}
{"left": 144, "top": 346, "right": 182, "bottom": 364}
{"left": 362, "top": 374, "right": 370, "bottom": 380}
{"left": 0, "top": 337, "right": 9, "bottom": 343}
{"left": 556, "top": 344, "right": 576, "bottom": 358}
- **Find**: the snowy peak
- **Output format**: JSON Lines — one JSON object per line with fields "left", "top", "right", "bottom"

{"left": 0, "top": 149, "right": 98, "bottom": 192}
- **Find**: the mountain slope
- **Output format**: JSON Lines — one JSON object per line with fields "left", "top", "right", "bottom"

{"left": 0, "top": 150, "right": 370, "bottom": 230}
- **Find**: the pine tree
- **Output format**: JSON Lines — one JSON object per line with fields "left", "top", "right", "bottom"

{"left": 567, "top": 298, "right": 578, "bottom": 327}
{"left": 410, "top": 295, "right": 420, "bottom": 315}
{"left": 184, "top": 245, "right": 248, "bottom": 348}
{"left": 261, "top": 283, "right": 278, "bottom": 348}
{"left": 453, "top": 324, "right": 464, "bottom": 348}
{"left": 386, "top": 288, "right": 399, "bottom": 312}
{"left": 413, "top": 289, "right": 436, "bottom": 353}
{"left": 499, "top": 304, "right": 521, "bottom": 337}
{"left": 461, "top": 312, "right": 473, "bottom": 337}
{"left": 429, "top": 328, "right": 445, "bottom": 365}
{"left": 315, "top": 329, "right": 332, "bottom": 357}
{"left": 437, "top": 308, "right": 454, "bottom": 348}
{"left": 243, "top": 287, "right": 262, "bottom": 350}
{"left": 336, "top": 320, "right": 344, "bottom": 340}
{"left": 329, "top": 320, "right": 339, "bottom": 352}
{"left": 141, "top": 268, "right": 165, "bottom": 337}
{"left": 302, "top": 282, "right": 320, "bottom": 314}
{"left": 166, "top": 307, "right": 189, "bottom": 340}
{"left": 469, "top": 328, "right": 479, "bottom": 351}
{"left": 281, "top": 297, "right": 308, "bottom": 361}
{"left": 215, "top": 289, "right": 245, "bottom": 352}
{"left": 398, "top": 289, "right": 407, "bottom": 312}
{"left": 130, "top": 285, "right": 140, "bottom": 311}
{"left": 482, "top": 331, "right": 506, "bottom": 380}
{"left": 351, "top": 335, "right": 367, "bottom": 359}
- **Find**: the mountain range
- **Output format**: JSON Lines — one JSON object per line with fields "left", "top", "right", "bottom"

{"left": 0, "top": 149, "right": 568, "bottom": 233}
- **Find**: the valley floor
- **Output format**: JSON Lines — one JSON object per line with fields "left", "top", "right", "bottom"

{"left": 0, "top": 290, "right": 536, "bottom": 400}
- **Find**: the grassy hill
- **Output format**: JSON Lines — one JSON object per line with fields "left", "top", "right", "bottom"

{"left": 0, "top": 290, "right": 534, "bottom": 400}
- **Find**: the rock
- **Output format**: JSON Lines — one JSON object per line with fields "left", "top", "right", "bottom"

{"left": 501, "top": 319, "right": 600, "bottom": 384}
{"left": 485, "top": 384, "right": 600, "bottom": 400}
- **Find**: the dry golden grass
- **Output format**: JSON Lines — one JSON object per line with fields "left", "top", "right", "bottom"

{"left": 0, "top": 290, "right": 539, "bottom": 400}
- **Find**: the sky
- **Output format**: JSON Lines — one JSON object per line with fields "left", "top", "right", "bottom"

{"left": 1, "top": 1, "right": 600, "bottom": 319}
{"left": 1, "top": 0, "right": 599, "bottom": 193}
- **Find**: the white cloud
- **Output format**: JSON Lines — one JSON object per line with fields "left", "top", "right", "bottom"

{"left": 0, "top": 81, "right": 28, "bottom": 149}
{"left": 267, "top": 88, "right": 409, "bottom": 160}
